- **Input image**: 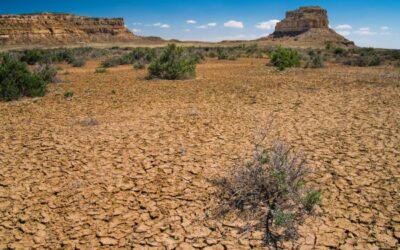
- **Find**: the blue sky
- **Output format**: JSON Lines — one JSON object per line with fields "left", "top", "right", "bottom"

{"left": 1, "top": 0, "right": 400, "bottom": 48}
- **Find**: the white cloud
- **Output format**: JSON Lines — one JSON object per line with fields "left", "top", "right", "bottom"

{"left": 131, "top": 28, "right": 141, "bottom": 33}
{"left": 381, "top": 26, "right": 389, "bottom": 30}
{"left": 224, "top": 20, "right": 244, "bottom": 29}
{"left": 196, "top": 23, "right": 218, "bottom": 29}
{"left": 132, "top": 22, "right": 142, "bottom": 26}
{"left": 186, "top": 20, "right": 197, "bottom": 24}
{"left": 153, "top": 23, "right": 170, "bottom": 28}
{"left": 255, "top": 20, "right": 280, "bottom": 30}
{"left": 184, "top": 29, "right": 191, "bottom": 32}
{"left": 337, "top": 31, "right": 351, "bottom": 36}
{"left": 355, "top": 27, "right": 376, "bottom": 35}
{"left": 335, "top": 24, "right": 352, "bottom": 30}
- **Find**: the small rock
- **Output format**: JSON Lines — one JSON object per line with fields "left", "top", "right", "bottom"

{"left": 99, "top": 237, "right": 118, "bottom": 246}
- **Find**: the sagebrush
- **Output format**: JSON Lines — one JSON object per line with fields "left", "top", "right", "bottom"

{"left": 270, "top": 47, "right": 301, "bottom": 71}
{"left": 0, "top": 55, "right": 47, "bottom": 101}
{"left": 148, "top": 44, "right": 197, "bottom": 80}
{"left": 214, "top": 135, "right": 320, "bottom": 248}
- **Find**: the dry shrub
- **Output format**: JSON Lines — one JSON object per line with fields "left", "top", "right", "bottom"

{"left": 213, "top": 124, "right": 320, "bottom": 248}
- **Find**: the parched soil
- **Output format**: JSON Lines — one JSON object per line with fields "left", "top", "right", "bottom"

{"left": 0, "top": 59, "right": 399, "bottom": 249}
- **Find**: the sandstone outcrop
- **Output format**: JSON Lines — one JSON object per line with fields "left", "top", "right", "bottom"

{"left": 273, "top": 6, "right": 329, "bottom": 37}
{"left": 264, "top": 6, "right": 354, "bottom": 47}
{"left": 0, "top": 13, "right": 140, "bottom": 46}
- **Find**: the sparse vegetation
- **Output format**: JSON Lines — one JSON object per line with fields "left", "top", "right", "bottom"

{"left": 0, "top": 55, "right": 47, "bottom": 101}
{"left": 147, "top": 44, "right": 197, "bottom": 80}
{"left": 217, "top": 48, "right": 229, "bottom": 60}
{"left": 270, "top": 47, "right": 301, "bottom": 71}
{"left": 64, "top": 90, "right": 74, "bottom": 99}
{"left": 133, "top": 59, "right": 146, "bottom": 69}
{"left": 95, "top": 67, "right": 107, "bottom": 73}
{"left": 214, "top": 130, "right": 320, "bottom": 248}
{"left": 305, "top": 50, "right": 324, "bottom": 68}
{"left": 343, "top": 55, "right": 381, "bottom": 67}
{"left": 33, "top": 63, "right": 58, "bottom": 83}
{"left": 71, "top": 57, "right": 86, "bottom": 67}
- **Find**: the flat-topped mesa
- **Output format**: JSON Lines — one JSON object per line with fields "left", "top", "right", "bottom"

{"left": 272, "top": 6, "right": 329, "bottom": 37}
{"left": 0, "top": 13, "right": 139, "bottom": 46}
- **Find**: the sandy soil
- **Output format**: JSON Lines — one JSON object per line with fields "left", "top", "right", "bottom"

{"left": 0, "top": 59, "right": 399, "bottom": 249}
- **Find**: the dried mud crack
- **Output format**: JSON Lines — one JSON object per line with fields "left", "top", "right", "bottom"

{"left": 0, "top": 59, "right": 399, "bottom": 249}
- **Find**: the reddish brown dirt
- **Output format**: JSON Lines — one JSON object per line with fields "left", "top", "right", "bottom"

{"left": 0, "top": 59, "right": 399, "bottom": 249}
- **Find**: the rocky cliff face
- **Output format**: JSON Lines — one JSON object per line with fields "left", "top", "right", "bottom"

{"left": 267, "top": 6, "right": 354, "bottom": 47}
{"left": 0, "top": 13, "right": 139, "bottom": 46}
{"left": 273, "top": 7, "right": 328, "bottom": 37}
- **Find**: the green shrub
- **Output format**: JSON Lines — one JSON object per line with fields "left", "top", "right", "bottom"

{"left": 0, "top": 56, "right": 47, "bottom": 101}
{"left": 228, "top": 54, "right": 238, "bottom": 61}
{"left": 33, "top": 64, "right": 58, "bottom": 83}
{"left": 214, "top": 138, "right": 320, "bottom": 247}
{"left": 64, "top": 91, "right": 74, "bottom": 99}
{"left": 304, "top": 191, "right": 321, "bottom": 212}
{"left": 21, "top": 49, "right": 47, "bottom": 65}
{"left": 95, "top": 67, "right": 107, "bottom": 73}
{"left": 333, "top": 47, "right": 346, "bottom": 55}
{"left": 207, "top": 51, "right": 217, "bottom": 58}
{"left": 101, "top": 57, "right": 122, "bottom": 68}
{"left": 133, "top": 59, "right": 145, "bottom": 69}
{"left": 217, "top": 48, "right": 229, "bottom": 60}
{"left": 71, "top": 57, "right": 86, "bottom": 67}
{"left": 130, "top": 47, "right": 156, "bottom": 64}
{"left": 343, "top": 55, "right": 381, "bottom": 67}
{"left": 147, "top": 44, "right": 196, "bottom": 80}
{"left": 305, "top": 50, "right": 324, "bottom": 68}
{"left": 390, "top": 50, "right": 400, "bottom": 60}
{"left": 270, "top": 47, "right": 301, "bottom": 71}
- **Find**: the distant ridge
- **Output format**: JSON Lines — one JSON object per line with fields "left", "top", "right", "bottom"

{"left": 0, "top": 13, "right": 141, "bottom": 46}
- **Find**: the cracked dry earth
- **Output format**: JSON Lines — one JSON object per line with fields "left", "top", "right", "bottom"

{"left": 0, "top": 58, "right": 399, "bottom": 249}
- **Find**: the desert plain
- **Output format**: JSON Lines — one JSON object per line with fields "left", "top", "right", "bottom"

{"left": 0, "top": 58, "right": 399, "bottom": 249}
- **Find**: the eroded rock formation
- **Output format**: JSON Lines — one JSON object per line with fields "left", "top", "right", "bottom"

{"left": 273, "top": 7, "right": 328, "bottom": 37}
{"left": 266, "top": 6, "right": 354, "bottom": 47}
{"left": 0, "top": 13, "right": 139, "bottom": 46}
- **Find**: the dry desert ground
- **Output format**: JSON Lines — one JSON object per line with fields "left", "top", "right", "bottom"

{"left": 0, "top": 58, "right": 399, "bottom": 249}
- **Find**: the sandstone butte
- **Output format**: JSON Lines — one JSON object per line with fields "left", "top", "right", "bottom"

{"left": 260, "top": 6, "right": 355, "bottom": 47}
{"left": 0, "top": 13, "right": 140, "bottom": 46}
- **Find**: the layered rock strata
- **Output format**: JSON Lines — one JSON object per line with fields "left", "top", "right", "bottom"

{"left": 0, "top": 13, "right": 139, "bottom": 46}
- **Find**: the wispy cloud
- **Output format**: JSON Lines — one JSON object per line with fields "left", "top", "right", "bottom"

{"left": 355, "top": 27, "right": 376, "bottom": 35}
{"left": 335, "top": 24, "right": 352, "bottom": 30}
{"left": 153, "top": 23, "right": 170, "bottom": 28}
{"left": 224, "top": 20, "right": 244, "bottom": 29}
{"left": 380, "top": 26, "right": 391, "bottom": 35}
{"left": 186, "top": 20, "right": 197, "bottom": 24}
{"left": 183, "top": 28, "right": 191, "bottom": 32}
{"left": 131, "top": 28, "right": 141, "bottom": 33}
{"left": 337, "top": 31, "right": 351, "bottom": 36}
{"left": 255, "top": 20, "right": 280, "bottom": 30}
{"left": 196, "top": 23, "right": 218, "bottom": 29}
{"left": 132, "top": 22, "right": 142, "bottom": 26}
